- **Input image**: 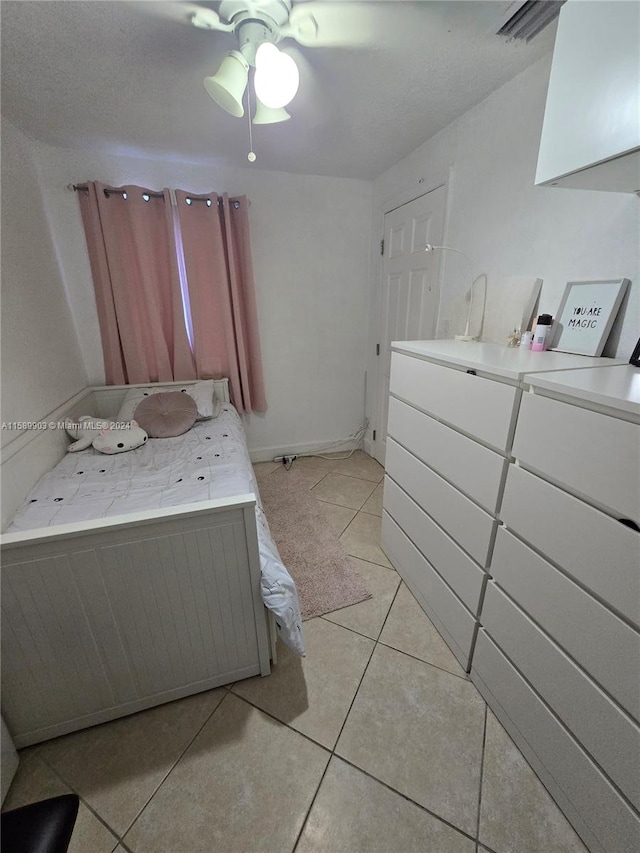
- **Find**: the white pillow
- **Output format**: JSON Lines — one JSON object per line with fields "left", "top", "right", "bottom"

{"left": 116, "top": 380, "right": 218, "bottom": 422}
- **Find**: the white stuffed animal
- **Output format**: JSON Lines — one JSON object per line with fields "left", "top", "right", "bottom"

{"left": 66, "top": 416, "right": 114, "bottom": 452}
{"left": 92, "top": 420, "right": 148, "bottom": 455}
{"left": 66, "top": 416, "right": 148, "bottom": 454}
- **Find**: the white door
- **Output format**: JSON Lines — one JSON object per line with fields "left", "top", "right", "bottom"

{"left": 374, "top": 185, "right": 446, "bottom": 465}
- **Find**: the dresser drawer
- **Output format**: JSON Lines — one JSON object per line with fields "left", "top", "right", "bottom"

{"left": 385, "top": 439, "right": 496, "bottom": 566}
{"left": 491, "top": 527, "right": 640, "bottom": 718}
{"left": 501, "top": 465, "right": 640, "bottom": 628}
{"left": 472, "top": 631, "right": 640, "bottom": 853}
{"left": 387, "top": 397, "right": 507, "bottom": 513}
{"left": 381, "top": 512, "right": 477, "bottom": 668}
{"left": 513, "top": 392, "right": 640, "bottom": 524}
{"left": 384, "top": 476, "right": 486, "bottom": 613}
{"left": 389, "top": 352, "right": 519, "bottom": 452}
{"left": 483, "top": 582, "right": 640, "bottom": 808}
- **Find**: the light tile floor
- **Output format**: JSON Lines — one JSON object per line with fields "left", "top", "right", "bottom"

{"left": 3, "top": 451, "right": 588, "bottom": 853}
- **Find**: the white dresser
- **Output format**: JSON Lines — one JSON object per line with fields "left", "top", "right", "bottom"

{"left": 382, "top": 344, "right": 639, "bottom": 851}
{"left": 380, "top": 341, "right": 625, "bottom": 670}
{"left": 471, "top": 365, "right": 640, "bottom": 853}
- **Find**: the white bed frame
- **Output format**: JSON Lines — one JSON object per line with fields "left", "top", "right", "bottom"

{"left": 1, "top": 380, "right": 273, "bottom": 748}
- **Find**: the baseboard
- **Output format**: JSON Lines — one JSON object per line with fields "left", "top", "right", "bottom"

{"left": 249, "top": 437, "right": 362, "bottom": 463}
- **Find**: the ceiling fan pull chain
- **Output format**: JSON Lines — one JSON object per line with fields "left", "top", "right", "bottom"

{"left": 247, "top": 76, "right": 257, "bottom": 163}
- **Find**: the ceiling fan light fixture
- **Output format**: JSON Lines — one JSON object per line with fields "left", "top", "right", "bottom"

{"left": 253, "top": 42, "right": 299, "bottom": 109}
{"left": 252, "top": 96, "right": 291, "bottom": 124}
{"left": 203, "top": 50, "right": 249, "bottom": 117}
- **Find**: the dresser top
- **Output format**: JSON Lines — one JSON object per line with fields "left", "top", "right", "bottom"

{"left": 391, "top": 340, "right": 626, "bottom": 380}
{"left": 523, "top": 364, "right": 640, "bottom": 417}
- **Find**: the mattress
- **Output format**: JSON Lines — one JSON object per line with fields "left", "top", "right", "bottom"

{"left": 8, "top": 404, "right": 304, "bottom": 656}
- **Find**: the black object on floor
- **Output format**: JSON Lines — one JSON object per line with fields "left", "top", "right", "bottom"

{"left": 1, "top": 793, "right": 79, "bottom": 853}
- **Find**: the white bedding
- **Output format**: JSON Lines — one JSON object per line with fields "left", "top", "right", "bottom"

{"left": 8, "top": 404, "right": 305, "bottom": 656}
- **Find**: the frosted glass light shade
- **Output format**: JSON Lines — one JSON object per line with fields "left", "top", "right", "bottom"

{"left": 204, "top": 50, "right": 249, "bottom": 117}
{"left": 253, "top": 96, "right": 291, "bottom": 124}
{"left": 254, "top": 42, "right": 299, "bottom": 109}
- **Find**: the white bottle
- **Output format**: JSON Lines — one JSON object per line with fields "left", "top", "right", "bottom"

{"left": 532, "top": 314, "right": 553, "bottom": 352}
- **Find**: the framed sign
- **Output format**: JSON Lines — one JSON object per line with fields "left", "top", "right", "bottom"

{"left": 630, "top": 337, "right": 640, "bottom": 367}
{"left": 551, "top": 278, "right": 630, "bottom": 357}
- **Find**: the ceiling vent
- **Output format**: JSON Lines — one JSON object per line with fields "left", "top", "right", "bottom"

{"left": 494, "top": 0, "right": 566, "bottom": 42}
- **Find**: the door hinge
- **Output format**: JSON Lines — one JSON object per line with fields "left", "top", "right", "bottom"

{"left": 373, "top": 429, "right": 376, "bottom": 441}
{"left": 376, "top": 343, "right": 380, "bottom": 356}
{"left": 380, "top": 239, "right": 384, "bottom": 256}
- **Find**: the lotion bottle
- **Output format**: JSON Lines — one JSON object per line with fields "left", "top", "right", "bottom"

{"left": 532, "top": 314, "right": 553, "bottom": 351}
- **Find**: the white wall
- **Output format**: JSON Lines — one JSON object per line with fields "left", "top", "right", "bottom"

{"left": 366, "top": 54, "right": 639, "bottom": 450}
{"left": 30, "top": 145, "right": 373, "bottom": 458}
{"left": 0, "top": 121, "right": 88, "bottom": 447}
{"left": 8, "top": 52, "right": 637, "bottom": 464}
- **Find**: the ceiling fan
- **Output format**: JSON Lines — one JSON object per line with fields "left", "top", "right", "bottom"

{"left": 179, "top": 0, "right": 563, "bottom": 146}
{"left": 189, "top": 0, "right": 372, "bottom": 125}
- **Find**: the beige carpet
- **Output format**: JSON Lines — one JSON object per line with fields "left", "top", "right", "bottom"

{"left": 258, "top": 470, "right": 371, "bottom": 620}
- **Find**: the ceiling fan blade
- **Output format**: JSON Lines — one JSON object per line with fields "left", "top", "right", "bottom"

{"left": 280, "top": 2, "right": 378, "bottom": 47}
{"left": 190, "top": 7, "right": 235, "bottom": 32}
{"left": 130, "top": 2, "right": 233, "bottom": 31}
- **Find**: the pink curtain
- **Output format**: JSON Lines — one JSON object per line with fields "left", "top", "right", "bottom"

{"left": 174, "top": 191, "right": 267, "bottom": 413}
{"left": 78, "top": 182, "right": 195, "bottom": 384}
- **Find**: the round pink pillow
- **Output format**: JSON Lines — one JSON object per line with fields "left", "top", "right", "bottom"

{"left": 133, "top": 391, "right": 198, "bottom": 438}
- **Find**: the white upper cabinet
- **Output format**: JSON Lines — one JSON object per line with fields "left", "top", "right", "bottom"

{"left": 535, "top": 0, "right": 640, "bottom": 193}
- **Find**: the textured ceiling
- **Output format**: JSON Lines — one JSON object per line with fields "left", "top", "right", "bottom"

{"left": 0, "top": 1, "right": 556, "bottom": 179}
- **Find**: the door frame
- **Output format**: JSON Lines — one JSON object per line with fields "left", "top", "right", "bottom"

{"left": 364, "top": 176, "right": 450, "bottom": 463}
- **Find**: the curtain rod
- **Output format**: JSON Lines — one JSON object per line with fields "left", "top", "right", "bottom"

{"left": 68, "top": 184, "right": 243, "bottom": 207}
{"left": 69, "top": 184, "right": 164, "bottom": 199}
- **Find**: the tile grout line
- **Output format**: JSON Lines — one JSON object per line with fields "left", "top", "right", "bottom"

{"left": 224, "top": 687, "right": 483, "bottom": 851}
{"left": 298, "top": 573, "right": 478, "bottom": 850}
{"left": 373, "top": 639, "right": 470, "bottom": 681}
{"left": 317, "top": 545, "right": 469, "bottom": 682}
{"left": 338, "top": 515, "right": 394, "bottom": 570}
{"left": 311, "top": 471, "right": 382, "bottom": 485}
{"left": 299, "top": 491, "right": 484, "bottom": 848}
{"left": 29, "top": 754, "right": 125, "bottom": 849}
{"left": 114, "top": 690, "right": 231, "bottom": 842}
{"left": 258, "top": 469, "right": 485, "bottom": 853}
{"left": 318, "top": 612, "right": 471, "bottom": 683}
{"left": 300, "top": 465, "right": 386, "bottom": 563}
{"left": 289, "top": 557, "right": 394, "bottom": 853}
{"left": 228, "top": 693, "right": 332, "bottom": 757}
{"left": 329, "top": 570, "right": 483, "bottom": 846}
{"left": 320, "top": 468, "right": 384, "bottom": 483}
{"left": 289, "top": 628, "right": 382, "bottom": 852}
{"left": 475, "top": 703, "right": 489, "bottom": 846}
{"left": 477, "top": 841, "right": 501, "bottom": 853}
{"left": 313, "top": 495, "right": 373, "bottom": 513}
{"left": 335, "top": 753, "right": 480, "bottom": 846}
{"left": 290, "top": 753, "right": 333, "bottom": 853}
{"left": 230, "top": 559, "right": 399, "bottom": 759}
